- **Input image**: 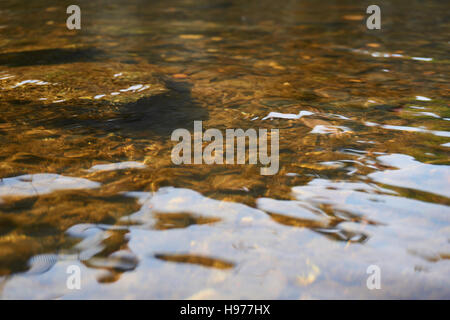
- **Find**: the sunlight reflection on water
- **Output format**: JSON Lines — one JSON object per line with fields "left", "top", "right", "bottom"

{"left": 0, "top": 0, "right": 449, "bottom": 299}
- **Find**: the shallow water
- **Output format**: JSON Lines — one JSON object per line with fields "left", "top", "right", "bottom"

{"left": 0, "top": 0, "right": 449, "bottom": 299}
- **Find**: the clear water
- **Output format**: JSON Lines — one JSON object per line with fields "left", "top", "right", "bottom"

{"left": 0, "top": 0, "right": 449, "bottom": 299}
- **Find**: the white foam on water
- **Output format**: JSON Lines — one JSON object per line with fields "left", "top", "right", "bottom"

{"left": 381, "top": 124, "right": 450, "bottom": 137}
{"left": 319, "top": 161, "right": 346, "bottom": 168}
{"left": 137, "top": 85, "right": 150, "bottom": 92}
{"left": 124, "top": 187, "right": 270, "bottom": 225}
{"left": 0, "top": 173, "right": 100, "bottom": 199}
{"left": 416, "top": 96, "right": 431, "bottom": 101}
{"left": 4, "top": 182, "right": 450, "bottom": 299}
{"left": 415, "top": 112, "right": 440, "bottom": 118}
{"left": 310, "top": 125, "right": 351, "bottom": 134}
{"left": 369, "top": 154, "right": 450, "bottom": 198}
{"left": 120, "top": 84, "right": 143, "bottom": 92}
{"left": 364, "top": 121, "right": 450, "bottom": 137}
{"left": 352, "top": 49, "right": 433, "bottom": 62}
{"left": 285, "top": 172, "right": 299, "bottom": 176}
{"left": 361, "top": 51, "right": 403, "bottom": 59}
{"left": 11, "top": 79, "right": 49, "bottom": 88}
{"left": 294, "top": 179, "right": 397, "bottom": 196}
{"left": 88, "top": 161, "right": 147, "bottom": 172}
{"left": 326, "top": 113, "right": 351, "bottom": 120}
{"left": 262, "top": 110, "right": 313, "bottom": 120}
{"left": 382, "top": 124, "right": 425, "bottom": 133}
{"left": 412, "top": 57, "right": 433, "bottom": 62}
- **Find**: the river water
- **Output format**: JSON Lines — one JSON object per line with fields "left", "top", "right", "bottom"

{"left": 0, "top": 0, "right": 449, "bottom": 299}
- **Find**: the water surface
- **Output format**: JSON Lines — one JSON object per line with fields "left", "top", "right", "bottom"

{"left": 0, "top": 0, "right": 449, "bottom": 299}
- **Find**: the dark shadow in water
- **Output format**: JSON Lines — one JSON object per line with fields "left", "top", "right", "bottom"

{"left": 108, "top": 79, "right": 208, "bottom": 137}
{"left": 0, "top": 48, "right": 104, "bottom": 67}
{"left": 13, "top": 78, "right": 208, "bottom": 139}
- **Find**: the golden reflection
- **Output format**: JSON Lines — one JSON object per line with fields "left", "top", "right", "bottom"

{"left": 0, "top": 0, "right": 448, "bottom": 299}
{"left": 153, "top": 213, "right": 220, "bottom": 230}
{"left": 154, "top": 253, "right": 235, "bottom": 269}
